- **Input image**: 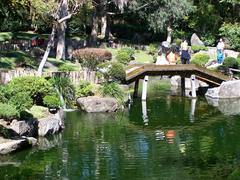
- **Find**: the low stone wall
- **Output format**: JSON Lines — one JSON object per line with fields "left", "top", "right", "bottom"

{"left": 0, "top": 69, "right": 102, "bottom": 84}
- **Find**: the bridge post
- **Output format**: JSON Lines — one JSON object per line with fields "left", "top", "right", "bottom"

{"left": 181, "top": 76, "right": 185, "bottom": 96}
{"left": 133, "top": 80, "right": 139, "bottom": 98}
{"left": 191, "top": 75, "right": 197, "bottom": 98}
{"left": 142, "top": 76, "right": 148, "bottom": 101}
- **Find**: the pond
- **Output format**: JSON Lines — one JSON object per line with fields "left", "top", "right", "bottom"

{"left": 1, "top": 80, "right": 240, "bottom": 179}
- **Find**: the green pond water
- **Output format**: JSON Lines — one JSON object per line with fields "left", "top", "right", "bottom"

{"left": 1, "top": 81, "right": 240, "bottom": 179}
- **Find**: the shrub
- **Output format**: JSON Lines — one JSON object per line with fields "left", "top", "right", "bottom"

{"left": 76, "top": 80, "right": 94, "bottom": 97}
{"left": 8, "top": 92, "right": 33, "bottom": 112}
{"left": 148, "top": 43, "right": 158, "bottom": 55}
{"left": 7, "top": 77, "right": 52, "bottom": 105}
{"left": 223, "top": 57, "right": 238, "bottom": 69}
{"left": 116, "top": 47, "right": 135, "bottom": 64}
{"left": 97, "top": 62, "right": 125, "bottom": 83}
{"left": 99, "top": 82, "right": 124, "bottom": 102}
{"left": 43, "top": 95, "right": 61, "bottom": 108}
{"left": 0, "top": 86, "right": 8, "bottom": 103}
{"left": 58, "top": 64, "right": 76, "bottom": 72}
{"left": 191, "top": 45, "right": 208, "bottom": 53}
{"left": 73, "top": 48, "right": 112, "bottom": 70}
{"left": 220, "top": 23, "right": 240, "bottom": 50}
{"left": 174, "top": 39, "right": 182, "bottom": 47}
{"left": 0, "top": 103, "right": 19, "bottom": 120}
{"left": 191, "top": 53, "right": 210, "bottom": 66}
{"left": 50, "top": 77, "right": 75, "bottom": 108}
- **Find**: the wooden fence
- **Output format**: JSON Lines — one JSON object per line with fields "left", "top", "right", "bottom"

{"left": 0, "top": 69, "right": 102, "bottom": 85}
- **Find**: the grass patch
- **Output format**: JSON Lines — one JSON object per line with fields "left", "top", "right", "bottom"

{"left": 107, "top": 48, "right": 154, "bottom": 63}
{"left": 0, "top": 51, "right": 36, "bottom": 70}
{"left": 0, "top": 31, "right": 49, "bottom": 42}
{"left": 45, "top": 58, "right": 80, "bottom": 72}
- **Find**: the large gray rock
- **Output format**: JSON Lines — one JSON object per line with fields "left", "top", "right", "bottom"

{"left": 77, "top": 96, "right": 119, "bottom": 112}
{"left": 218, "top": 80, "right": 240, "bottom": 98}
{"left": 10, "top": 120, "right": 38, "bottom": 137}
{"left": 0, "top": 137, "right": 37, "bottom": 155}
{"left": 206, "top": 80, "right": 240, "bottom": 99}
{"left": 191, "top": 33, "right": 204, "bottom": 46}
{"left": 38, "top": 110, "right": 64, "bottom": 136}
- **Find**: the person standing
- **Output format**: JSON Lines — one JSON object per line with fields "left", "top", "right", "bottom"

{"left": 217, "top": 38, "right": 225, "bottom": 64}
{"left": 180, "top": 40, "right": 190, "bottom": 64}
{"left": 167, "top": 47, "right": 178, "bottom": 65}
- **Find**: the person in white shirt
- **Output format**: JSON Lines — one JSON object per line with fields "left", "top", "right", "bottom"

{"left": 217, "top": 38, "right": 225, "bottom": 64}
{"left": 156, "top": 49, "right": 169, "bottom": 65}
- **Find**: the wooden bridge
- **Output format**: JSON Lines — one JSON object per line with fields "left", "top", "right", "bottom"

{"left": 125, "top": 64, "right": 231, "bottom": 100}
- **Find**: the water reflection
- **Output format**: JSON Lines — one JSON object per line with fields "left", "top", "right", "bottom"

{"left": 206, "top": 97, "right": 240, "bottom": 115}
{"left": 1, "top": 96, "right": 240, "bottom": 179}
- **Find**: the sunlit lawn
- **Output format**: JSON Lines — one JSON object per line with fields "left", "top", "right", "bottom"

{"left": 107, "top": 48, "right": 154, "bottom": 63}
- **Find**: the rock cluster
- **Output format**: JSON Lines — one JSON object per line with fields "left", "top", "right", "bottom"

{"left": 0, "top": 109, "right": 64, "bottom": 154}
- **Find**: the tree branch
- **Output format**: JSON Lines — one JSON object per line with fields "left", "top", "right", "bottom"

{"left": 58, "top": 14, "right": 73, "bottom": 23}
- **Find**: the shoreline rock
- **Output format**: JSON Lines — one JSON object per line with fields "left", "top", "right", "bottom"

{"left": 77, "top": 96, "right": 119, "bottom": 112}
{"left": 206, "top": 80, "right": 240, "bottom": 99}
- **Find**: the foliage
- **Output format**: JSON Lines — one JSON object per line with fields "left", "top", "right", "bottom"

{"left": 129, "top": 0, "right": 193, "bottom": 33}
{"left": 8, "top": 92, "right": 33, "bottom": 112}
{"left": 223, "top": 57, "right": 238, "bottom": 69}
{"left": 75, "top": 80, "right": 94, "bottom": 97}
{"left": 99, "top": 82, "right": 124, "bottom": 102}
{"left": 58, "top": 64, "right": 76, "bottom": 72}
{"left": 116, "top": 47, "right": 135, "bottom": 64}
{"left": 191, "top": 53, "right": 210, "bottom": 66}
{"left": 73, "top": 48, "right": 112, "bottom": 70}
{"left": 191, "top": 45, "right": 208, "bottom": 53}
{"left": 97, "top": 62, "right": 125, "bottom": 83}
{"left": 174, "top": 39, "right": 182, "bottom": 47}
{"left": 0, "top": 103, "right": 19, "bottom": 120}
{"left": 201, "top": 34, "right": 216, "bottom": 46}
{"left": 43, "top": 94, "right": 61, "bottom": 107}
{"left": 220, "top": 23, "right": 240, "bottom": 50}
{"left": 0, "top": 86, "right": 8, "bottom": 103}
{"left": 148, "top": 43, "right": 158, "bottom": 55}
{"left": 7, "top": 76, "right": 52, "bottom": 105}
{"left": 50, "top": 77, "right": 75, "bottom": 108}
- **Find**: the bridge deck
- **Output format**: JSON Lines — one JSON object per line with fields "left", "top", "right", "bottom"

{"left": 125, "top": 64, "right": 231, "bottom": 86}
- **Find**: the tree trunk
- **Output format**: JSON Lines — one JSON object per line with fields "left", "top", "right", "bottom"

{"left": 56, "top": 21, "right": 66, "bottom": 60}
{"left": 90, "top": 7, "right": 98, "bottom": 47}
{"left": 56, "top": 0, "right": 68, "bottom": 60}
{"left": 37, "top": 24, "right": 56, "bottom": 76}
{"left": 167, "top": 26, "right": 173, "bottom": 44}
{"left": 100, "top": 14, "right": 107, "bottom": 38}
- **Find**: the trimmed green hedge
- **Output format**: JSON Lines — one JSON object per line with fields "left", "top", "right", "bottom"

{"left": 191, "top": 53, "right": 210, "bottom": 66}
{"left": 0, "top": 103, "right": 19, "bottom": 120}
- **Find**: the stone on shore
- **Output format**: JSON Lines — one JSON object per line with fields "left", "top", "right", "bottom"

{"left": 77, "top": 96, "right": 119, "bottom": 112}
{"left": 9, "top": 119, "right": 38, "bottom": 137}
{"left": 0, "top": 125, "right": 37, "bottom": 155}
{"left": 206, "top": 80, "right": 240, "bottom": 98}
{"left": 38, "top": 109, "right": 64, "bottom": 136}
{"left": 191, "top": 33, "right": 204, "bottom": 46}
